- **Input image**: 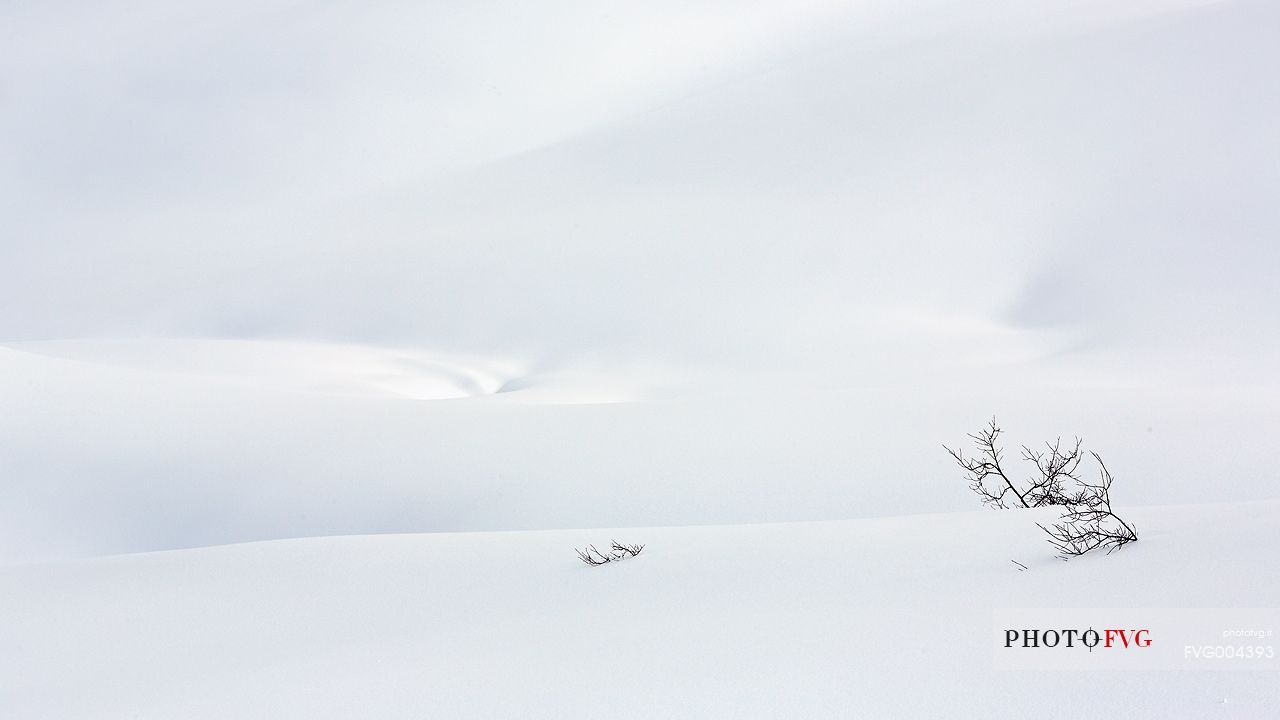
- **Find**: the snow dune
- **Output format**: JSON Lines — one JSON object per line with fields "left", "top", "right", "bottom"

{"left": 3, "top": 337, "right": 1277, "bottom": 566}
{"left": 3, "top": 500, "right": 1276, "bottom": 719}
{"left": 4, "top": 0, "right": 1278, "bottom": 366}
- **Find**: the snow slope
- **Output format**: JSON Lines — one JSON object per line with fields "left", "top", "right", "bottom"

{"left": 3, "top": 0, "right": 1278, "bottom": 365}
{"left": 3, "top": 0, "right": 1278, "bottom": 566}
{"left": 3, "top": 500, "right": 1277, "bottom": 719}
{"left": 4, "top": 0, "right": 1277, "bottom": 566}
{"left": 3, "top": 338, "right": 1278, "bottom": 565}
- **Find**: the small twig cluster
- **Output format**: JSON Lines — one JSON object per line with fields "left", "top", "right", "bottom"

{"left": 945, "top": 418, "right": 1138, "bottom": 558}
{"left": 575, "top": 540, "right": 645, "bottom": 566}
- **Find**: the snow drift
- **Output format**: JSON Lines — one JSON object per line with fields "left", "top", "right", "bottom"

{"left": 3, "top": 500, "right": 1277, "bottom": 719}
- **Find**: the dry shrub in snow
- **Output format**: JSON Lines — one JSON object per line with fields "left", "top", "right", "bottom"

{"left": 945, "top": 418, "right": 1138, "bottom": 557}
{"left": 575, "top": 540, "right": 644, "bottom": 566}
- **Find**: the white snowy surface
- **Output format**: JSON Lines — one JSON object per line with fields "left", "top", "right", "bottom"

{"left": 3, "top": 338, "right": 1277, "bottom": 565}
{"left": 3, "top": 501, "right": 1277, "bottom": 719}
{"left": 4, "top": 0, "right": 1278, "bottom": 363}
{"left": 2, "top": 0, "right": 1279, "bottom": 716}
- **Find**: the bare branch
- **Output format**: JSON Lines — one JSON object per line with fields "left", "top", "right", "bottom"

{"left": 611, "top": 540, "right": 644, "bottom": 557}
{"left": 943, "top": 417, "right": 1029, "bottom": 509}
{"left": 948, "top": 420, "right": 1139, "bottom": 558}
{"left": 575, "top": 540, "right": 645, "bottom": 566}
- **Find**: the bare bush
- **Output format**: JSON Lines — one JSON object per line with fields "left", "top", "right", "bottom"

{"left": 575, "top": 540, "right": 645, "bottom": 566}
{"left": 1036, "top": 454, "right": 1138, "bottom": 556}
{"left": 945, "top": 418, "right": 1138, "bottom": 557}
